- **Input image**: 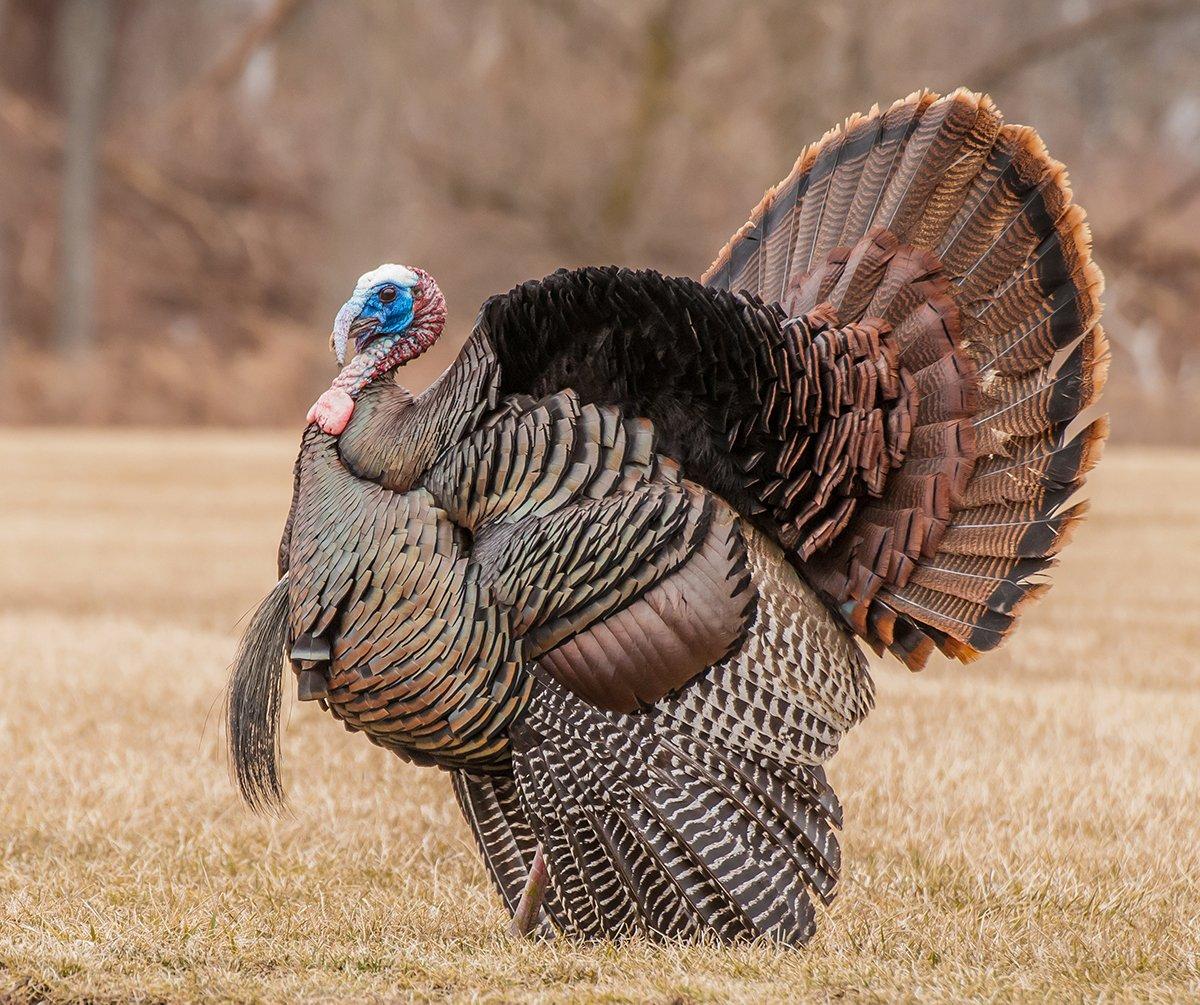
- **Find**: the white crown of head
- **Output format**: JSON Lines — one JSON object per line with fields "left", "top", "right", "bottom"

{"left": 354, "top": 263, "right": 420, "bottom": 293}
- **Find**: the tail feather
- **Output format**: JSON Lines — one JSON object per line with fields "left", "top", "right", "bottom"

{"left": 838, "top": 94, "right": 934, "bottom": 252}
{"left": 827, "top": 229, "right": 900, "bottom": 320}
{"left": 808, "top": 114, "right": 878, "bottom": 269}
{"left": 973, "top": 272, "right": 1102, "bottom": 377}
{"left": 874, "top": 90, "right": 986, "bottom": 240}
{"left": 960, "top": 416, "right": 1107, "bottom": 508}
{"left": 906, "top": 553, "right": 1056, "bottom": 609}
{"left": 704, "top": 88, "right": 1107, "bottom": 668}
{"left": 792, "top": 125, "right": 853, "bottom": 279}
{"left": 868, "top": 247, "right": 948, "bottom": 325}
{"left": 975, "top": 327, "right": 1108, "bottom": 447}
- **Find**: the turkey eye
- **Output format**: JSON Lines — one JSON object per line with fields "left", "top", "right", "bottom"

{"left": 379, "top": 285, "right": 398, "bottom": 304}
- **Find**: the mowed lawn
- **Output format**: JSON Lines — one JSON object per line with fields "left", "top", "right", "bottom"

{"left": 1, "top": 428, "right": 1198, "bottom": 1004}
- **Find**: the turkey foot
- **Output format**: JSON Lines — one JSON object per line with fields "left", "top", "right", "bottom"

{"left": 509, "top": 844, "right": 548, "bottom": 938}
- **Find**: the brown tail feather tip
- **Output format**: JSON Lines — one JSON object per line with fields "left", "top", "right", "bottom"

{"left": 1075, "top": 415, "right": 1110, "bottom": 476}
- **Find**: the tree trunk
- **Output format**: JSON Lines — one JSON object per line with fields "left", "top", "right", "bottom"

{"left": 0, "top": 0, "right": 10, "bottom": 376}
{"left": 56, "top": 0, "right": 114, "bottom": 353}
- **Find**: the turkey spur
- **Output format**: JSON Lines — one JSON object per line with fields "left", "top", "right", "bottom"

{"left": 229, "top": 89, "right": 1107, "bottom": 945}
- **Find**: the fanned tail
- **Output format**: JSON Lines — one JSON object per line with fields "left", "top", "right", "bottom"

{"left": 705, "top": 89, "right": 1107, "bottom": 668}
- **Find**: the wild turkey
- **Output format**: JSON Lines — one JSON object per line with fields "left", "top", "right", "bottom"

{"left": 229, "top": 89, "right": 1107, "bottom": 945}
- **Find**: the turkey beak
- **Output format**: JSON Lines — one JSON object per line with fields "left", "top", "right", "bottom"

{"left": 349, "top": 316, "right": 382, "bottom": 355}
{"left": 329, "top": 309, "right": 382, "bottom": 366}
{"left": 330, "top": 297, "right": 359, "bottom": 365}
{"left": 331, "top": 287, "right": 384, "bottom": 365}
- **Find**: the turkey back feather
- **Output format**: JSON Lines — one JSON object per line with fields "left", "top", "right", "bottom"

{"left": 476, "top": 269, "right": 918, "bottom": 592}
{"left": 703, "top": 88, "right": 1107, "bottom": 667}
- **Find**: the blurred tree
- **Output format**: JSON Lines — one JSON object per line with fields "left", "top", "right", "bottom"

{"left": 55, "top": 0, "right": 113, "bottom": 351}
{"left": 0, "top": 0, "right": 1197, "bottom": 438}
{"left": 0, "top": 0, "right": 7, "bottom": 376}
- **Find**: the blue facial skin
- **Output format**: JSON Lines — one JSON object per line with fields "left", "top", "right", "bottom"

{"left": 356, "top": 283, "right": 415, "bottom": 349}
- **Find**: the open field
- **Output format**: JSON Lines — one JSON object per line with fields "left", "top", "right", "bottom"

{"left": 1, "top": 429, "right": 1198, "bottom": 1003}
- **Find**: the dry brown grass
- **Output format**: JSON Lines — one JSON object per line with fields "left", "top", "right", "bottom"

{"left": 1, "top": 429, "right": 1198, "bottom": 1003}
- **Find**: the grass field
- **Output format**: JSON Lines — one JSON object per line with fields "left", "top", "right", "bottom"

{"left": 2, "top": 429, "right": 1198, "bottom": 1003}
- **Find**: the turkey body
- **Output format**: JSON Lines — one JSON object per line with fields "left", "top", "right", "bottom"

{"left": 281, "top": 299, "right": 874, "bottom": 941}
{"left": 236, "top": 89, "right": 1108, "bottom": 945}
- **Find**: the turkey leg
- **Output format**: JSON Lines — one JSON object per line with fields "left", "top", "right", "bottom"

{"left": 509, "top": 844, "right": 548, "bottom": 937}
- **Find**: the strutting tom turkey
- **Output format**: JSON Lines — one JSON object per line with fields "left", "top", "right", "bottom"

{"left": 228, "top": 89, "right": 1108, "bottom": 945}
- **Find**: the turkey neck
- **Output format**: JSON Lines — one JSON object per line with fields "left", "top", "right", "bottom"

{"left": 335, "top": 330, "right": 500, "bottom": 492}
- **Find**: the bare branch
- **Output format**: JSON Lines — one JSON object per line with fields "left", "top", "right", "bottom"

{"left": 175, "top": 0, "right": 307, "bottom": 111}
{"left": 600, "top": 0, "right": 684, "bottom": 251}
{"left": 973, "top": 0, "right": 1200, "bottom": 92}
{"left": 1103, "top": 164, "right": 1200, "bottom": 254}
{"left": 0, "top": 86, "right": 246, "bottom": 265}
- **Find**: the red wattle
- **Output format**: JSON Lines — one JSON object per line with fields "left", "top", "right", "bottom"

{"left": 307, "top": 387, "right": 355, "bottom": 435}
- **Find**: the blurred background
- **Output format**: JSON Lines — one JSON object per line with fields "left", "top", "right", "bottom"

{"left": 4, "top": 6, "right": 1200, "bottom": 998}
{"left": 0, "top": 0, "right": 1197, "bottom": 438}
